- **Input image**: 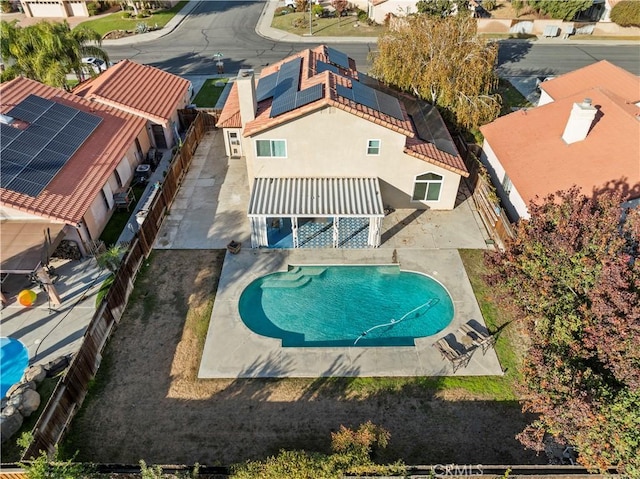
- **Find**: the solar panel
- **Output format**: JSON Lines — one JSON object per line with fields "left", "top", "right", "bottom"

{"left": 376, "top": 90, "right": 404, "bottom": 120}
{"left": 270, "top": 84, "right": 323, "bottom": 117}
{"left": 316, "top": 60, "right": 339, "bottom": 75}
{"left": 295, "top": 84, "right": 323, "bottom": 108}
{"left": 1, "top": 94, "right": 102, "bottom": 197}
{"left": 352, "top": 81, "right": 378, "bottom": 111}
{"left": 327, "top": 47, "right": 350, "bottom": 70}
{"left": 270, "top": 91, "right": 297, "bottom": 117}
{"left": 336, "top": 84, "right": 354, "bottom": 101}
{"left": 256, "top": 72, "right": 278, "bottom": 102}
{"left": 274, "top": 57, "right": 302, "bottom": 97}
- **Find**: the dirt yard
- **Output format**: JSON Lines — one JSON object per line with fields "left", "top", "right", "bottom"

{"left": 64, "top": 250, "right": 545, "bottom": 466}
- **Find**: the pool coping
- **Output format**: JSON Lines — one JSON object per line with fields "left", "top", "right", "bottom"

{"left": 198, "top": 248, "right": 504, "bottom": 378}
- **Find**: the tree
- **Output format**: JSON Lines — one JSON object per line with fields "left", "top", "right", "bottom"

{"left": 610, "top": 0, "right": 640, "bottom": 27}
{"left": 527, "top": 0, "right": 592, "bottom": 21}
{"left": 96, "top": 243, "right": 127, "bottom": 274}
{"left": 416, "top": 0, "right": 469, "bottom": 17}
{"left": 485, "top": 187, "right": 640, "bottom": 474}
{"left": 370, "top": 15, "right": 500, "bottom": 130}
{"left": 511, "top": 0, "right": 524, "bottom": 17}
{"left": 0, "top": 19, "right": 108, "bottom": 88}
{"left": 332, "top": 0, "right": 348, "bottom": 23}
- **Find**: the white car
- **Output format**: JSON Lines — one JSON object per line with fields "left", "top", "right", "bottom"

{"left": 81, "top": 57, "right": 108, "bottom": 74}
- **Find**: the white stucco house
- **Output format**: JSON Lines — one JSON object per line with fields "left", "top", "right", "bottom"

{"left": 479, "top": 60, "right": 640, "bottom": 221}
{"left": 217, "top": 45, "right": 468, "bottom": 248}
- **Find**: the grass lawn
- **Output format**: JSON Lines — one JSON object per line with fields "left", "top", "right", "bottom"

{"left": 99, "top": 183, "right": 147, "bottom": 247}
{"left": 192, "top": 78, "right": 228, "bottom": 108}
{"left": 271, "top": 11, "right": 385, "bottom": 37}
{"left": 76, "top": 1, "right": 187, "bottom": 37}
{"left": 495, "top": 78, "right": 532, "bottom": 116}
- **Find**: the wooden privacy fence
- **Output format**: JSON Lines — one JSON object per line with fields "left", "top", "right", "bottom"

{"left": 22, "top": 112, "right": 208, "bottom": 459}
{"left": 459, "top": 141, "right": 515, "bottom": 250}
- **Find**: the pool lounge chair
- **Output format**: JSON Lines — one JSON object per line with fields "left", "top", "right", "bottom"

{"left": 433, "top": 335, "right": 474, "bottom": 373}
{"left": 459, "top": 320, "right": 496, "bottom": 355}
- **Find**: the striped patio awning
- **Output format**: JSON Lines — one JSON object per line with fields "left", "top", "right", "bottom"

{"left": 248, "top": 177, "right": 385, "bottom": 217}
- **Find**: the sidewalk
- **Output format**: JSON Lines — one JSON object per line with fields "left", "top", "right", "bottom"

{"left": 4, "top": 0, "right": 638, "bottom": 46}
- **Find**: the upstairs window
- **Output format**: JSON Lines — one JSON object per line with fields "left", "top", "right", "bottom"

{"left": 256, "top": 139, "right": 287, "bottom": 158}
{"left": 412, "top": 172, "right": 443, "bottom": 202}
{"left": 367, "top": 139, "right": 381, "bottom": 155}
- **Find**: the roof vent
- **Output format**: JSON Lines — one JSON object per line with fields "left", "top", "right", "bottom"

{"left": 582, "top": 98, "right": 592, "bottom": 107}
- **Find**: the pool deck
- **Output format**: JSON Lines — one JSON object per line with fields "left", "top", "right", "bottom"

{"left": 154, "top": 129, "right": 502, "bottom": 378}
{"left": 199, "top": 248, "right": 503, "bottom": 378}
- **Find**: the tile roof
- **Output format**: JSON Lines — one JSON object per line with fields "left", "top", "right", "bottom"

{"left": 217, "top": 45, "right": 466, "bottom": 175}
{"left": 540, "top": 60, "right": 640, "bottom": 103}
{"left": 480, "top": 87, "right": 640, "bottom": 205}
{"left": 1, "top": 77, "right": 147, "bottom": 224}
{"left": 73, "top": 60, "right": 191, "bottom": 123}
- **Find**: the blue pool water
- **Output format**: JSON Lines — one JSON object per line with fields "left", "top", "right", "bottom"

{"left": 238, "top": 265, "right": 454, "bottom": 347}
{"left": 1, "top": 337, "right": 29, "bottom": 398}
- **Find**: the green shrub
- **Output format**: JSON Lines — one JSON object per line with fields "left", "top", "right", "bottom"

{"left": 610, "top": 0, "right": 640, "bottom": 27}
{"left": 312, "top": 4, "right": 324, "bottom": 15}
{"left": 1, "top": 0, "right": 14, "bottom": 13}
{"left": 357, "top": 9, "right": 368, "bottom": 21}
{"left": 87, "top": 1, "right": 100, "bottom": 15}
{"left": 483, "top": 0, "right": 496, "bottom": 10}
{"left": 122, "top": 11, "right": 132, "bottom": 18}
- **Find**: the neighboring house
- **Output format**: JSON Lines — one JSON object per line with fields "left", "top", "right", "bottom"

{"left": 217, "top": 45, "right": 468, "bottom": 248}
{"left": 366, "top": 0, "right": 417, "bottom": 24}
{"left": 480, "top": 60, "right": 640, "bottom": 221}
{"left": 0, "top": 77, "right": 149, "bottom": 265}
{"left": 19, "top": 0, "right": 180, "bottom": 18}
{"left": 74, "top": 60, "right": 192, "bottom": 149}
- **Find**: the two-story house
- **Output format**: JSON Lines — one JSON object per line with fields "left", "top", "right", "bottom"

{"left": 217, "top": 45, "right": 468, "bottom": 248}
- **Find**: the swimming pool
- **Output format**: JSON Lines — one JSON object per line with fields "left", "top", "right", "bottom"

{"left": 1, "top": 337, "right": 29, "bottom": 398}
{"left": 238, "top": 265, "right": 454, "bottom": 347}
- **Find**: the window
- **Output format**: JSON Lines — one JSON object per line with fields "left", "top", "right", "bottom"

{"left": 501, "top": 174, "right": 512, "bottom": 195}
{"left": 256, "top": 140, "right": 287, "bottom": 158}
{"left": 367, "top": 139, "right": 381, "bottom": 155}
{"left": 100, "top": 189, "right": 111, "bottom": 210}
{"left": 412, "top": 172, "right": 443, "bottom": 202}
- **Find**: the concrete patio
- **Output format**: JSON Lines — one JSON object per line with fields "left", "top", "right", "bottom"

{"left": 153, "top": 129, "right": 500, "bottom": 378}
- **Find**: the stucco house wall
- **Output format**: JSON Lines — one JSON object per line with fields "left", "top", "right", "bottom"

{"left": 480, "top": 139, "right": 529, "bottom": 220}
{"left": 245, "top": 106, "right": 461, "bottom": 210}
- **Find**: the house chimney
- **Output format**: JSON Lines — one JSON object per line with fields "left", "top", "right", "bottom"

{"left": 236, "top": 69, "right": 257, "bottom": 127}
{"left": 562, "top": 98, "right": 597, "bottom": 144}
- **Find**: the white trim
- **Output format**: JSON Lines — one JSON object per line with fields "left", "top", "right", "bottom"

{"left": 255, "top": 139, "right": 287, "bottom": 158}
{"left": 411, "top": 171, "right": 444, "bottom": 202}
{"left": 366, "top": 139, "right": 381, "bottom": 156}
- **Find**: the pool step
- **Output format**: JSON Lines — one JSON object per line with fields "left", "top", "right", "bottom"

{"left": 261, "top": 276, "right": 311, "bottom": 289}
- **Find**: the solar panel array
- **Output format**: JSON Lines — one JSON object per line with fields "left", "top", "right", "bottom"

{"left": 256, "top": 57, "right": 302, "bottom": 102}
{"left": 271, "top": 84, "right": 324, "bottom": 117}
{"left": 336, "top": 81, "right": 404, "bottom": 121}
{"left": 1, "top": 94, "right": 102, "bottom": 197}
{"left": 327, "top": 47, "right": 350, "bottom": 70}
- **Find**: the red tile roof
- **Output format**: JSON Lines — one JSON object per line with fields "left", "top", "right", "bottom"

{"left": 480, "top": 87, "right": 640, "bottom": 205}
{"left": 73, "top": 60, "right": 191, "bottom": 123}
{"left": 218, "top": 45, "right": 467, "bottom": 175}
{"left": 540, "top": 60, "right": 640, "bottom": 103}
{"left": 1, "top": 77, "right": 147, "bottom": 224}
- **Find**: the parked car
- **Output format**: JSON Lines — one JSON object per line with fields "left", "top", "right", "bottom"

{"left": 81, "top": 57, "right": 108, "bottom": 74}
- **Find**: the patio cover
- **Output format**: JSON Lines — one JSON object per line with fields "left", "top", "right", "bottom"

{"left": 248, "top": 177, "right": 385, "bottom": 248}
{"left": 0, "top": 221, "right": 66, "bottom": 273}
{"left": 248, "top": 177, "right": 385, "bottom": 217}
